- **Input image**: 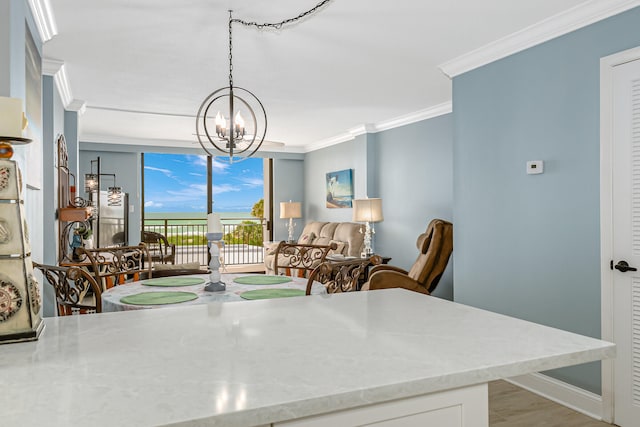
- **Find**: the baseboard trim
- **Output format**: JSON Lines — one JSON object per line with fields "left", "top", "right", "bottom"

{"left": 506, "top": 372, "right": 603, "bottom": 421}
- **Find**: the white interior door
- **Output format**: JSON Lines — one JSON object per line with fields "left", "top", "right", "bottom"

{"left": 611, "top": 56, "right": 640, "bottom": 427}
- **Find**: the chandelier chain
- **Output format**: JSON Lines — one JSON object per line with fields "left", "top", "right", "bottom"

{"left": 231, "top": 0, "right": 332, "bottom": 30}
{"left": 228, "top": 11, "right": 233, "bottom": 88}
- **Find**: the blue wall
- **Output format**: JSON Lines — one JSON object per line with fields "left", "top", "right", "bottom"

{"left": 372, "top": 114, "right": 454, "bottom": 299}
{"left": 273, "top": 158, "right": 305, "bottom": 241}
{"left": 304, "top": 135, "right": 367, "bottom": 222}
{"left": 453, "top": 6, "right": 640, "bottom": 394}
{"left": 303, "top": 116, "right": 454, "bottom": 300}
{"left": 79, "top": 150, "right": 141, "bottom": 247}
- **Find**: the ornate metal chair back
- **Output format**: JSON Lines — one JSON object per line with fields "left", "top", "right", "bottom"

{"left": 33, "top": 262, "right": 102, "bottom": 315}
{"left": 78, "top": 244, "right": 152, "bottom": 290}
{"left": 273, "top": 241, "right": 337, "bottom": 278}
{"left": 306, "top": 255, "right": 381, "bottom": 294}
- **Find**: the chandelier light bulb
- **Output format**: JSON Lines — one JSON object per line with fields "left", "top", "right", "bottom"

{"left": 215, "top": 112, "right": 226, "bottom": 137}
{"left": 234, "top": 111, "right": 245, "bottom": 137}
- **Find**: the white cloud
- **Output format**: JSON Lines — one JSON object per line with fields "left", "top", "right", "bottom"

{"left": 165, "top": 183, "right": 208, "bottom": 201}
{"left": 144, "top": 166, "right": 173, "bottom": 178}
{"left": 144, "top": 201, "right": 163, "bottom": 208}
{"left": 213, "top": 183, "right": 242, "bottom": 195}
{"left": 189, "top": 172, "right": 204, "bottom": 177}
{"left": 240, "top": 177, "right": 263, "bottom": 188}
{"left": 212, "top": 158, "right": 229, "bottom": 173}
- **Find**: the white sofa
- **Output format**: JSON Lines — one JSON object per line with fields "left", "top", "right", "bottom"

{"left": 264, "top": 221, "right": 365, "bottom": 275}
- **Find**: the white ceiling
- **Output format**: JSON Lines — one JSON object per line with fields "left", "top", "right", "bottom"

{"left": 42, "top": 0, "right": 615, "bottom": 153}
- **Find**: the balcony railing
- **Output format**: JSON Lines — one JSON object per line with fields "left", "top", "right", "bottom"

{"left": 142, "top": 217, "right": 265, "bottom": 268}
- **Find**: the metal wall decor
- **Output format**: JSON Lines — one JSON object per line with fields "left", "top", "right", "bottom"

{"left": 196, "top": 0, "right": 332, "bottom": 163}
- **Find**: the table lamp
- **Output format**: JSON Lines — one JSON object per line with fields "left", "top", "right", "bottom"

{"left": 280, "top": 201, "right": 301, "bottom": 243}
{"left": 352, "top": 198, "right": 383, "bottom": 257}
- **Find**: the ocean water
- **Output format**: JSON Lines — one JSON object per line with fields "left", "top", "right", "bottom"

{"left": 145, "top": 212, "right": 257, "bottom": 225}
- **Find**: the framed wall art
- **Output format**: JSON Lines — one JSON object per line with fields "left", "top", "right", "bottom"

{"left": 326, "top": 169, "right": 353, "bottom": 208}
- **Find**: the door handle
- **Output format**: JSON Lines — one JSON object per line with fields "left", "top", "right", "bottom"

{"left": 614, "top": 260, "right": 637, "bottom": 272}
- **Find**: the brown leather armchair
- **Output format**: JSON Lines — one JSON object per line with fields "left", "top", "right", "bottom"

{"left": 362, "top": 219, "right": 453, "bottom": 295}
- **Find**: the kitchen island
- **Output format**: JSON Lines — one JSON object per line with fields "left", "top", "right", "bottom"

{"left": 3, "top": 289, "right": 614, "bottom": 426}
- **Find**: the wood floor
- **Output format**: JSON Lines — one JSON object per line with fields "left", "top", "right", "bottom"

{"left": 489, "top": 381, "right": 613, "bottom": 427}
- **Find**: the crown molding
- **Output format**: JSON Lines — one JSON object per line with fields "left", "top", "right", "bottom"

{"left": 42, "top": 58, "right": 73, "bottom": 107}
{"left": 372, "top": 102, "right": 452, "bottom": 132}
{"left": 439, "top": 0, "right": 640, "bottom": 78}
{"left": 80, "top": 133, "right": 304, "bottom": 153}
{"left": 304, "top": 101, "right": 453, "bottom": 153}
{"left": 27, "top": 0, "right": 57, "bottom": 43}
{"left": 67, "top": 100, "right": 87, "bottom": 115}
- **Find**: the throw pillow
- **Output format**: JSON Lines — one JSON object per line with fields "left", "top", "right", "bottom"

{"left": 298, "top": 231, "right": 316, "bottom": 245}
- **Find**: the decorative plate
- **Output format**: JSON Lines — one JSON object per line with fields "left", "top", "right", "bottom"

{"left": 0, "top": 279, "right": 23, "bottom": 322}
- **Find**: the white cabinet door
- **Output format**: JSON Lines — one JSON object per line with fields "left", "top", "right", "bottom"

{"left": 274, "top": 384, "right": 488, "bottom": 427}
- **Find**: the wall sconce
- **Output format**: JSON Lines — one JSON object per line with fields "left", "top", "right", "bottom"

{"left": 280, "top": 201, "right": 302, "bottom": 243}
{"left": 352, "top": 198, "right": 384, "bottom": 257}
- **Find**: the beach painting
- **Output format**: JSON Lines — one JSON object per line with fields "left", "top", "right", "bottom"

{"left": 326, "top": 169, "right": 353, "bottom": 208}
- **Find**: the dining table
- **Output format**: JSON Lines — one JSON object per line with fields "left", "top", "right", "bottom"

{"left": 101, "top": 273, "right": 326, "bottom": 312}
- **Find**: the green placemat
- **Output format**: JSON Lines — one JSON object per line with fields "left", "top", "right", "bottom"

{"left": 120, "top": 291, "right": 198, "bottom": 306}
{"left": 233, "top": 275, "right": 293, "bottom": 285}
{"left": 240, "top": 289, "right": 305, "bottom": 300}
{"left": 141, "top": 277, "right": 205, "bottom": 287}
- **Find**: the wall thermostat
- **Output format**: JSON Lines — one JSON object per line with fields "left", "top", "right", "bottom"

{"left": 526, "top": 160, "right": 544, "bottom": 175}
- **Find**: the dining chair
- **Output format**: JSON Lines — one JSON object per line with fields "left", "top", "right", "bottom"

{"left": 33, "top": 262, "right": 103, "bottom": 315}
{"left": 78, "top": 244, "right": 152, "bottom": 290}
{"left": 362, "top": 218, "right": 453, "bottom": 295}
{"left": 273, "top": 241, "right": 337, "bottom": 278}
{"left": 305, "top": 255, "right": 381, "bottom": 295}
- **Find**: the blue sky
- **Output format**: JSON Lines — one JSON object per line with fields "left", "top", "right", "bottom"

{"left": 143, "top": 153, "right": 263, "bottom": 213}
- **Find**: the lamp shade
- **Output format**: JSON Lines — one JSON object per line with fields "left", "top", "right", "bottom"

{"left": 280, "top": 201, "right": 302, "bottom": 219}
{"left": 352, "top": 198, "right": 383, "bottom": 222}
{"left": 0, "top": 97, "right": 26, "bottom": 139}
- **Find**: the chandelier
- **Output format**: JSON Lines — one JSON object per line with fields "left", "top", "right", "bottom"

{"left": 196, "top": 1, "right": 332, "bottom": 163}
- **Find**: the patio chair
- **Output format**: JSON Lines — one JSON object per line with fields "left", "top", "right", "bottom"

{"left": 142, "top": 231, "right": 176, "bottom": 264}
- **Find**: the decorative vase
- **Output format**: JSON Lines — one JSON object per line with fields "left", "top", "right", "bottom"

{"left": 0, "top": 159, "right": 43, "bottom": 344}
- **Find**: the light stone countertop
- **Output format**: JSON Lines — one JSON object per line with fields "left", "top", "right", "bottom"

{"left": 2, "top": 289, "right": 614, "bottom": 427}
